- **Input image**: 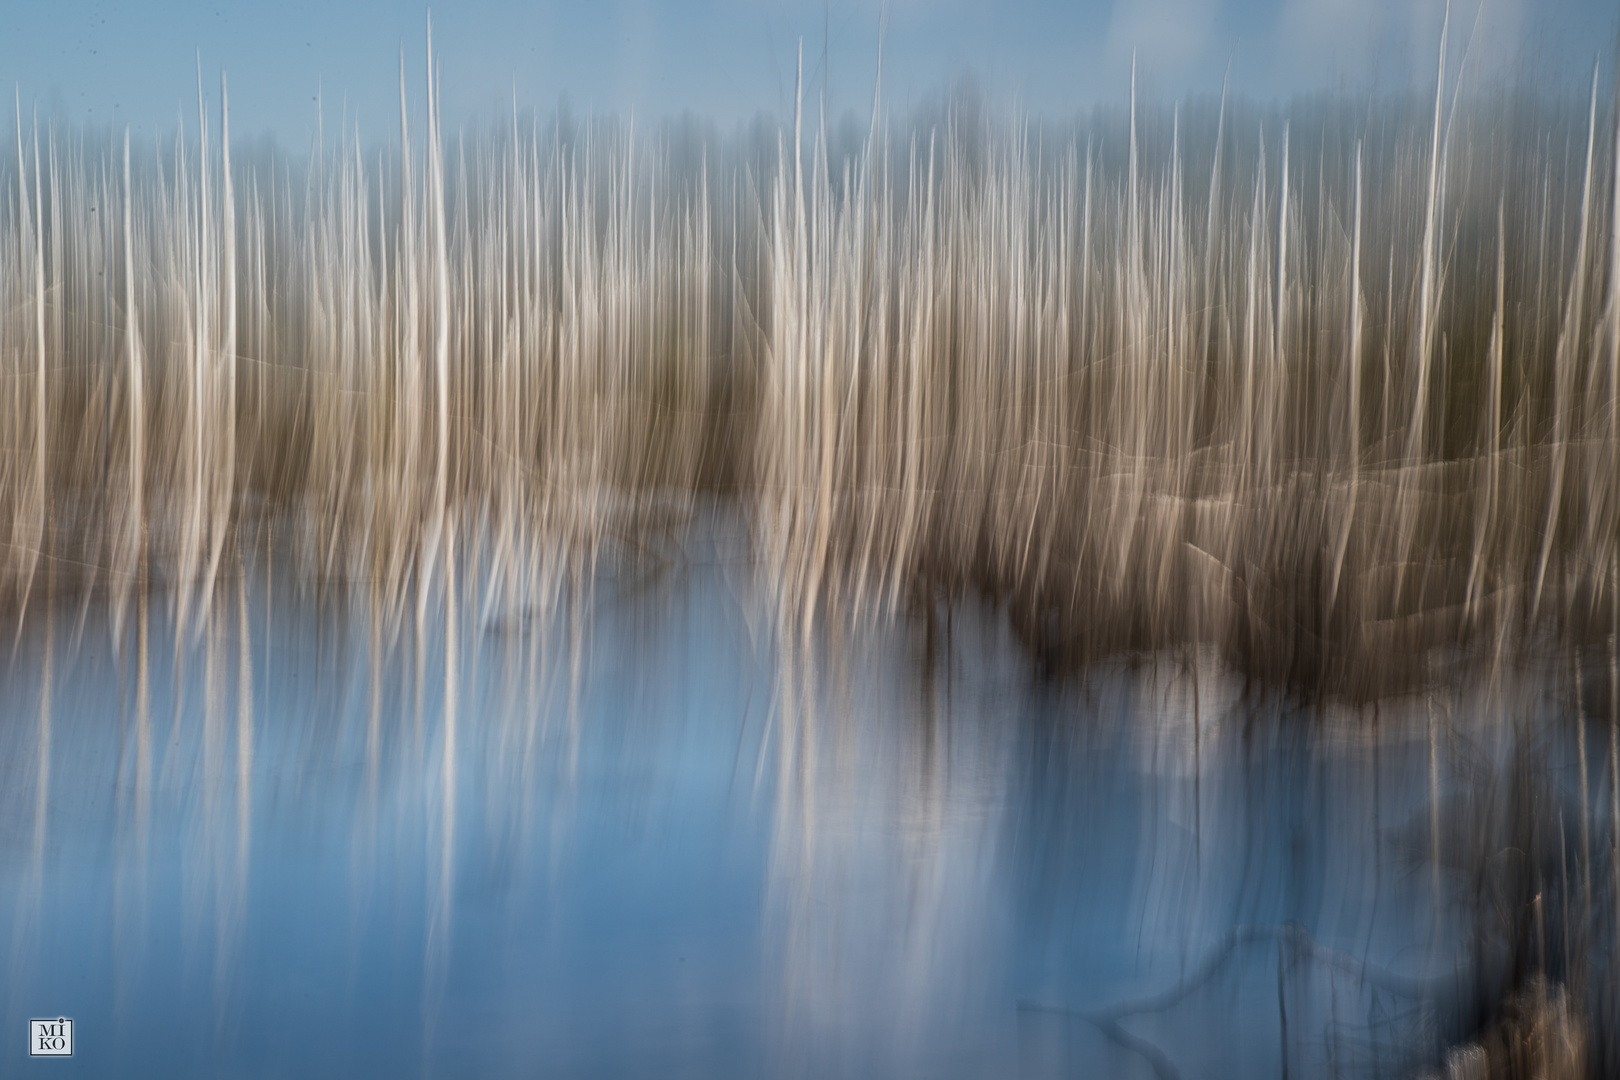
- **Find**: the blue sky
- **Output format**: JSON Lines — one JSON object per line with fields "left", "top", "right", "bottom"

{"left": 2, "top": 0, "right": 1617, "bottom": 146}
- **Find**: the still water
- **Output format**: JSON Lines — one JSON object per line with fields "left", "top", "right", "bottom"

{"left": 0, "top": 514, "right": 1601, "bottom": 1077}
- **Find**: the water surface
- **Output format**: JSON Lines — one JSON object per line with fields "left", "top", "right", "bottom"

{"left": 0, "top": 516, "right": 1600, "bottom": 1078}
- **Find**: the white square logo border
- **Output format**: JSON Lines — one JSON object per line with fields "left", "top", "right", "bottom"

{"left": 29, "top": 1018, "right": 72, "bottom": 1057}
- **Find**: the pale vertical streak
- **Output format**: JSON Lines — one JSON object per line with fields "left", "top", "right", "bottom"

{"left": 1466, "top": 202, "right": 1506, "bottom": 623}
{"left": 203, "top": 72, "right": 236, "bottom": 608}
{"left": 1275, "top": 122, "right": 1288, "bottom": 395}
{"left": 31, "top": 563, "right": 53, "bottom": 906}
{"left": 122, "top": 130, "right": 144, "bottom": 636}
{"left": 22, "top": 106, "right": 47, "bottom": 617}
{"left": 1271, "top": 121, "right": 1289, "bottom": 496}
{"left": 1239, "top": 133, "right": 1265, "bottom": 491}
{"left": 1128, "top": 53, "right": 1138, "bottom": 261}
{"left": 203, "top": 561, "right": 225, "bottom": 1003}
{"left": 1329, "top": 143, "right": 1362, "bottom": 609}
{"left": 1608, "top": 102, "right": 1620, "bottom": 955}
{"left": 1394, "top": 2, "right": 1450, "bottom": 613}
{"left": 396, "top": 41, "right": 420, "bottom": 638}
{"left": 235, "top": 565, "right": 253, "bottom": 920}
{"left": 182, "top": 61, "right": 210, "bottom": 639}
{"left": 1611, "top": 70, "right": 1620, "bottom": 398}
{"left": 1201, "top": 71, "right": 1227, "bottom": 374}
{"left": 792, "top": 40, "right": 807, "bottom": 628}
{"left": 1411, "top": 3, "right": 1448, "bottom": 464}
{"left": 1587, "top": 69, "right": 1620, "bottom": 574}
{"left": 429, "top": 16, "right": 451, "bottom": 586}
{"left": 124, "top": 130, "right": 153, "bottom": 879}
{"left": 1532, "top": 68, "right": 1600, "bottom": 620}
{"left": 9, "top": 91, "right": 23, "bottom": 599}
{"left": 1610, "top": 85, "right": 1620, "bottom": 540}
{"left": 440, "top": 531, "right": 458, "bottom": 950}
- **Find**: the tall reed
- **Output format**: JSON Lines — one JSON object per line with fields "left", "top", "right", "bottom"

{"left": 2, "top": 43, "right": 1618, "bottom": 701}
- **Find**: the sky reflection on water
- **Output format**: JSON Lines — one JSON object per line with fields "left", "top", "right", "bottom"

{"left": 0, "top": 516, "right": 1592, "bottom": 1078}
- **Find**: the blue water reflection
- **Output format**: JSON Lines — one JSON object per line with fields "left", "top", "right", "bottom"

{"left": 0, "top": 520, "right": 1593, "bottom": 1077}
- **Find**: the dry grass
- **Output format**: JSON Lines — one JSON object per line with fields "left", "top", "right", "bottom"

{"left": 1, "top": 33, "right": 1618, "bottom": 702}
